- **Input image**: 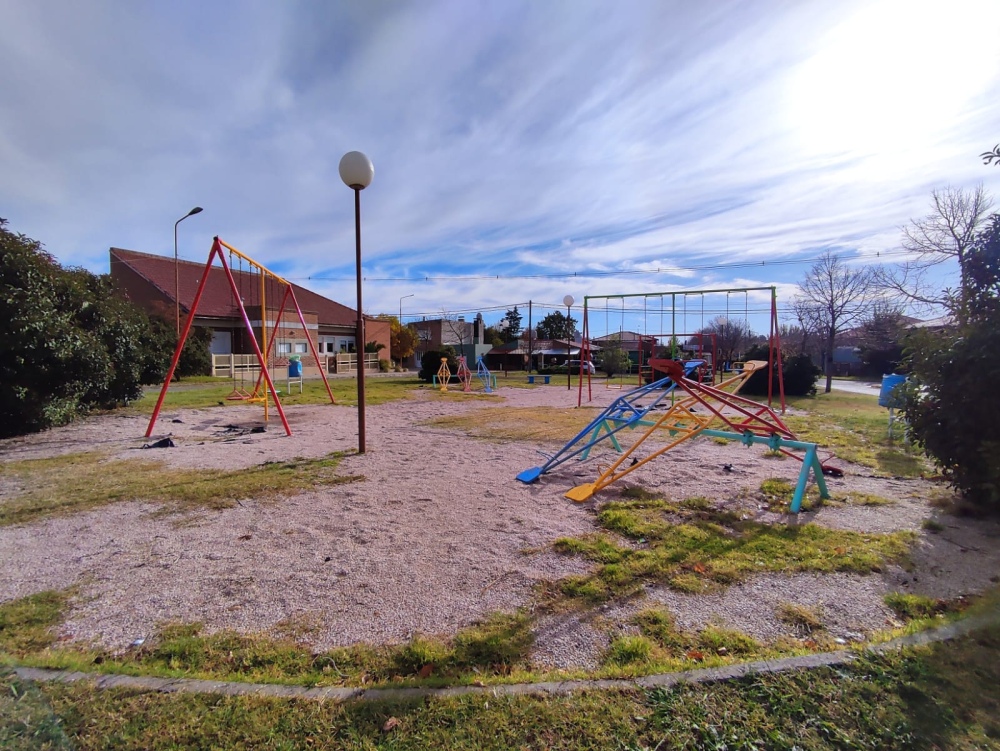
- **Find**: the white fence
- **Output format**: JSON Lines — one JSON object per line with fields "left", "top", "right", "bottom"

{"left": 211, "top": 353, "right": 380, "bottom": 377}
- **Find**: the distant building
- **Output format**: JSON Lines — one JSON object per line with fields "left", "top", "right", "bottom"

{"left": 411, "top": 313, "right": 490, "bottom": 366}
{"left": 109, "top": 248, "right": 390, "bottom": 374}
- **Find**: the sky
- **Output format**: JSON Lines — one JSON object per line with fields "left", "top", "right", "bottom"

{"left": 3, "top": 0, "right": 999, "bottom": 336}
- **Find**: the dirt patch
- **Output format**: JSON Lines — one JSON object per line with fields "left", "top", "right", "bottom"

{"left": 1, "top": 383, "right": 998, "bottom": 670}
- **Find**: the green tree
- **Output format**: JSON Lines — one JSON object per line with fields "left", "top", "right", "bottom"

{"left": 501, "top": 307, "right": 523, "bottom": 342}
{"left": 482, "top": 325, "right": 505, "bottom": 348}
{"left": 596, "top": 336, "right": 631, "bottom": 377}
{"left": 535, "top": 311, "right": 577, "bottom": 341}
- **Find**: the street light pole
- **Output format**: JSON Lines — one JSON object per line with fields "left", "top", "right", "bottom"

{"left": 173, "top": 207, "right": 204, "bottom": 337}
{"left": 399, "top": 293, "right": 414, "bottom": 324}
{"left": 339, "top": 151, "right": 374, "bottom": 454}
{"left": 563, "top": 295, "right": 575, "bottom": 390}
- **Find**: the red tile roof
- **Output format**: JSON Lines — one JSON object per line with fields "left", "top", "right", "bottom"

{"left": 110, "top": 248, "right": 359, "bottom": 326}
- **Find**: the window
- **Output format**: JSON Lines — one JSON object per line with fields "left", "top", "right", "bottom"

{"left": 294, "top": 343, "right": 307, "bottom": 353}
{"left": 277, "top": 342, "right": 292, "bottom": 354}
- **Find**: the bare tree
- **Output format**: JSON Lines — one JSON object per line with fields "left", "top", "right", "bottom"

{"left": 695, "top": 315, "right": 753, "bottom": 368}
{"left": 797, "top": 251, "right": 878, "bottom": 393}
{"left": 876, "top": 185, "right": 994, "bottom": 323}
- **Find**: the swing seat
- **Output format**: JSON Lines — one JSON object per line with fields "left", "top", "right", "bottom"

{"left": 226, "top": 388, "right": 252, "bottom": 401}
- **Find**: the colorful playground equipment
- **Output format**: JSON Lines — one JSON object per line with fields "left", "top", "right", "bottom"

{"left": 456, "top": 356, "right": 474, "bottom": 392}
{"left": 437, "top": 357, "right": 452, "bottom": 392}
{"left": 517, "top": 360, "right": 708, "bottom": 484}
{"left": 145, "top": 237, "right": 336, "bottom": 438}
{"left": 560, "top": 358, "right": 829, "bottom": 512}
{"left": 477, "top": 356, "right": 496, "bottom": 394}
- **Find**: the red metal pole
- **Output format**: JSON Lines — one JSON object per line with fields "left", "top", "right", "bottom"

{"left": 146, "top": 240, "right": 223, "bottom": 437}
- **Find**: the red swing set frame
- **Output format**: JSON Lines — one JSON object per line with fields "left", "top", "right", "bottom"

{"left": 145, "top": 236, "right": 336, "bottom": 438}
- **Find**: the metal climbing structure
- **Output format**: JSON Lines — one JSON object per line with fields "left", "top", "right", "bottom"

{"left": 562, "top": 359, "right": 830, "bottom": 512}
{"left": 145, "top": 236, "right": 336, "bottom": 438}
{"left": 456, "top": 356, "right": 474, "bottom": 392}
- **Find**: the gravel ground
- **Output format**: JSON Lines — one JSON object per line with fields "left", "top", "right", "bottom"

{"left": 1, "top": 381, "right": 998, "bottom": 671}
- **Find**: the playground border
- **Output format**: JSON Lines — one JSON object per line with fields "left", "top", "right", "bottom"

{"left": 9, "top": 611, "right": 996, "bottom": 704}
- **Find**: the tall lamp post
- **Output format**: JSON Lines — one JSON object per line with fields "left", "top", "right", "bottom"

{"left": 399, "top": 293, "right": 414, "bottom": 324}
{"left": 174, "top": 206, "right": 204, "bottom": 336}
{"left": 563, "top": 295, "right": 575, "bottom": 390}
{"left": 339, "top": 151, "right": 374, "bottom": 454}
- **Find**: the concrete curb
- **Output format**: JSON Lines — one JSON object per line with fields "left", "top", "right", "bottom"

{"left": 11, "top": 613, "right": 996, "bottom": 704}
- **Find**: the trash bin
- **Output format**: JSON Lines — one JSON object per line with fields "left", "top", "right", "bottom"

{"left": 878, "top": 374, "right": 906, "bottom": 408}
{"left": 288, "top": 356, "right": 302, "bottom": 378}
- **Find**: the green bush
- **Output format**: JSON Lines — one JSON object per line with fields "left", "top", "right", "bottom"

{"left": 418, "top": 348, "right": 459, "bottom": 383}
{"left": 902, "top": 322, "right": 1000, "bottom": 512}
{"left": 0, "top": 219, "right": 161, "bottom": 436}
{"left": 741, "top": 345, "right": 821, "bottom": 397}
{"left": 378, "top": 359, "right": 390, "bottom": 373}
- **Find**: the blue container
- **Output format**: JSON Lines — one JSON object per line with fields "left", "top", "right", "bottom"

{"left": 878, "top": 374, "right": 906, "bottom": 408}
{"left": 288, "top": 359, "right": 303, "bottom": 378}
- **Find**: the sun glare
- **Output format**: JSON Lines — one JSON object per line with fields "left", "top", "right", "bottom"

{"left": 786, "top": 0, "right": 999, "bottom": 159}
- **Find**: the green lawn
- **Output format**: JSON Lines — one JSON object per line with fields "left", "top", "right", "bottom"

{"left": 3, "top": 618, "right": 998, "bottom": 750}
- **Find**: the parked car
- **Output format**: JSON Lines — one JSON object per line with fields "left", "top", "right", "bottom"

{"left": 567, "top": 359, "right": 596, "bottom": 374}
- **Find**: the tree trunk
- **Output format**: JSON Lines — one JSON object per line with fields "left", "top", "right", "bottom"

{"left": 824, "top": 334, "right": 835, "bottom": 393}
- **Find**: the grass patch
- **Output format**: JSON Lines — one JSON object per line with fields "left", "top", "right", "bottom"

{"left": 922, "top": 518, "right": 946, "bottom": 532}
{"left": 783, "top": 391, "right": 926, "bottom": 477}
{"left": 844, "top": 491, "right": 896, "bottom": 506}
{"left": 18, "top": 620, "right": 999, "bottom": 749}
{"left": 0, "top": 590, "right": 68, "bottom": 655}
{"left": 605, "top": 635, "right": 653, "bottom": 666}
{"left": 0, "top": 452, "right": 360, "bottom": 526}
{"left": 132, "top": 376, "right": 421, "bottom": 413}
{"left": 777, "top": 602, "right": 825, "bottom": 634}
{"left": 0, "top": 593, "right": 533, "bottom": 688}
{"left": 885, "top": 593, "right": 946, "bottom": 621}
{"left": 760, "top": 477, "right": 794, "bottom": 502}
{"left": 425, "top": 406, "right": 599, "bottom": 443}
{"left": 552, "top": 496, "right": 913, "bottom": 603}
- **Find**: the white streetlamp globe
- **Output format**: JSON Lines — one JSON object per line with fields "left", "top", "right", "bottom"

{"left": 339, "top": 151, "right": 374, "bottom": 190}
{"left": 563, "top": 295, "right": 575, "bottom": 307}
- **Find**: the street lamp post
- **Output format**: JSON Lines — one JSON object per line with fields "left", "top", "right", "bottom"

{"left": 399, "top": 293, "right": 414, "bottom": 324}
{"left": 398, "top": 293, "right": 414, "bottom": 368}
{"left": 339, "top": 151, "right": 374, "bottom": 454}
{"left": 563, "top": 295, "right": 575, "bottom": 390}
{"left": 174, "top": 207, "right": 204, "bottom": 336}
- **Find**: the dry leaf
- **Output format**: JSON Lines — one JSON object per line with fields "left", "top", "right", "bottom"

{"left": 382, "top": 717, "right": 401, "bottom": 733}
{"left": 835, "top": 546, "right": 846, "bottom": 555}
{"left": 693, "top": 563, "right": 707, "bottom": 574}
{"left": 686, "top": 650, "right": 705, "bottom": 661}
{"left": 418, "top": 664, "right": 434, "bottom": 678}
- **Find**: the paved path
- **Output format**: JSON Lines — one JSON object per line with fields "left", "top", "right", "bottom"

{"left": 828, "top": 379, "right": 881, "bottom": 396}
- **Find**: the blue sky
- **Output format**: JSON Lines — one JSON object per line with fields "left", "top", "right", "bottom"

{"left": 3, "top": 0, "right": 999, "bottom": 335}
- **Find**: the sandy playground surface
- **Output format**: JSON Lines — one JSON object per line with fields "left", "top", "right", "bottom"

{"left": 1, "top": 382, "right": 998, "bottom": 670}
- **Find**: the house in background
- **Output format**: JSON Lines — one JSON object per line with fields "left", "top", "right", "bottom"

{"left": 485, "top": 336, "right": 586, "bottom": 372}
{"left": 411, "top": 313, "right": 491, "bottom": 367}
{"left": 110, "top": 248, "right": 391, "bottom": 375}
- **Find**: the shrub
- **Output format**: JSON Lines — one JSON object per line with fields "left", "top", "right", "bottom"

{"left": 741, "top": 345, "right": 821, "bottom": 397}
{"left": 0, "top": 220, "right": 159, "bottom": 436}
{"left": 378, "top": 358, "right": 390, "bottom": 373}
{"left": 418, "top": 348, "right": 458, "bottom": 383}
{"left": 902, "top": 322, "right": 1000, "bottom": 513}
